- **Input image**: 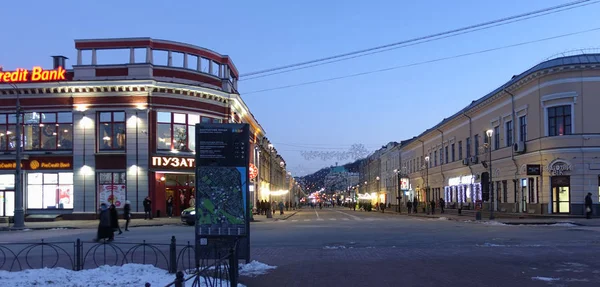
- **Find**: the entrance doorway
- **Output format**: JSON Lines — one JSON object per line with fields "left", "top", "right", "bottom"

{"left": 551, "top": 176, "right": 570, "bottom": 214}
{"left": 164, "top": 174, "right": 195, "bottom": 216}
{"left": 0, "top": 191, "right": 15, "bottom": 217}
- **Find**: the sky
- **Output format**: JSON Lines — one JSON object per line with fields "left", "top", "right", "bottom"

{"left": 1, "top": 0, "right": 600, "bottom": 176}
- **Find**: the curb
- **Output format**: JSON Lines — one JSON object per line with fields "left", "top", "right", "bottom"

{"left": 274, "top": 210, "right": 300, "bottom": 221}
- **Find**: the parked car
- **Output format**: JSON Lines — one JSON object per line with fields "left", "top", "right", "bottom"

{"left": 181, "top": 207, "right": 195, "bottom": 226}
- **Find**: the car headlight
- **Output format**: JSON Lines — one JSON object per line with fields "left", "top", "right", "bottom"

{"left": 190, "top": 210, "right": 196, "bottom": 215}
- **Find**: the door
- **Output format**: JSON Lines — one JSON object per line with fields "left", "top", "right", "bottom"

{"left": 0, "top": 191, "right": 15, "bottom": 217}
{"left": 551, "top": 176, "right": 570, "bottom": 214}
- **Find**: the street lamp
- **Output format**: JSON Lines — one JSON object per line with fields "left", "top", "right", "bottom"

{"left": 394, "top": 169, "right": 401, "bottom": 213}
{"left": 424, "top": 156, "right": 430, "bottom": 214}
{"left": 486, "top": 129, "right": 495, "bottom": 220}
{"left": 9, "top": 83, "right": 25, "bottom": 228}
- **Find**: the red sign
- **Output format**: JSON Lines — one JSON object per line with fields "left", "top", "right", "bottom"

{"left": 0, "top": 66, "right": 66, "bottom": 83}
{"left": 249, "top": 163, "right": 258, "bottom": 180}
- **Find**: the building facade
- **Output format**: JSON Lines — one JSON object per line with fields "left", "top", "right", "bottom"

{"left": 397, "top": 53, "right": 600, "bottom": 215}
{"left": 0, "top": 38, "right": 287, "bottom": 219}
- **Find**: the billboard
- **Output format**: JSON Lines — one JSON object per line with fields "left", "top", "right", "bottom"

{"left": 195, "top": 123, "right": 250, "bottom": 261}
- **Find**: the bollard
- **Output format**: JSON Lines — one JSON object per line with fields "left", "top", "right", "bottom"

{"left": 175, "top": 271, "right": 185, "bottom": 287}
{"left": 169, "top": 236, "right": 177, "bottom": 273}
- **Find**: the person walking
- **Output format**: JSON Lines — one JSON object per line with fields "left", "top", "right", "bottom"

{"left": 124, "top": 200, "right": 131, "bottom": 231}
{"left": 430, "top": 200, "right": 436, "bottom": 215}
{"left": 407, "top": 200, "right": 413, "bottom": 214}
{"left": 585, "top": 192, "right": 593, "bottom": 219}
{"left": 279, "top": 201, "right": 285, "bottom": 215}
{"left": 413, "top": 198, "right": 418, "bottom": 213}
{"left": 109, "top": 204, "right": 122, "bottom": 238}
{"left": 166, "top": 196, "right": 174, "bottom": 218}
{"left": 143, "top": 196, "right": 152, "bottom": 220}
{"left": 95, "top": 203, "right": 113, "bottom": 242}
{"left": 439, "top": 198, "right": 445, "bottom": 214}
{"left": 189, "top": 195, "right": 196, "bottom": 209}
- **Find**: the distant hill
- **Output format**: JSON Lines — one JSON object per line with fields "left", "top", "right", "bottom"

{"left": 297, "top": 159, "right": 363, "bottom": 193}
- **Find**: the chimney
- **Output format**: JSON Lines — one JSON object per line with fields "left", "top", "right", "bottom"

{"left": 52, "top": 56, "right": 68, "bottom": 69}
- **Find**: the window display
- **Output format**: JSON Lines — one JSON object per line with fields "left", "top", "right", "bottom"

{"left": 27, "top": 172, "right": 74, "bottom": 209}
{"left": 156, "top": 112, "right": 220, "bottom": 151}
{"left": 98, "top": 111, "right": 126, "bottom": 150}
{"left": 98, "top": 172, "right": 126, "bottom": 208}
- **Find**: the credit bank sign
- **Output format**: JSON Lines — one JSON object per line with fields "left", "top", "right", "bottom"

{"left": 0, "top": 66, "right": 66, "bottom": 83}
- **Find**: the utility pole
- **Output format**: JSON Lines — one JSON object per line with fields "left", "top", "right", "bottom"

{"left": 487, "top": 129, "right": 495, "bottom": 220}
{"left": 10, "top": 83, "right": 25, "bottom": 228}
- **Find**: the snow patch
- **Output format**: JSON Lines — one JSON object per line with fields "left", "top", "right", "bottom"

{"left": 477, "top": 243, "right": 505, "bottom": 247}
{"left": 481, "top": 221, "right": 507, "bottom": 226}
{"left": 437, "top": 217, "right": 449, "bottom": 220}
{"left": 323, "top": 245, "right": 346, "bottom": 250}
{"left": 0, "top": 264, "right": 245, "bottom": 287}
{"left": 549, "top": 223, "right": 577, "bottom": 227}
{"left": 239, "top": 260, "right": 277, "bottom": 277}
{"left": 531, "top": 276, "right": 560, "bottom": 282}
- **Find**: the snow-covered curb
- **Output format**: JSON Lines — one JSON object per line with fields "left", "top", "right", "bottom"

{"left": 0, "top": 262, "right": 277, "bottom": 286}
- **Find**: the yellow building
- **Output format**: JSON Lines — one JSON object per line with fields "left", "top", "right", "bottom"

{"left": 401, "top": 53, "right": 600, "bottom": 215}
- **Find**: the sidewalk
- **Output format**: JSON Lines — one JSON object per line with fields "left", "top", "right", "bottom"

{"left": 379, "top": 207, "right": 600, "bottom": 226}
{"left": 0, "top": 210, "right": 303, "bottom": 232}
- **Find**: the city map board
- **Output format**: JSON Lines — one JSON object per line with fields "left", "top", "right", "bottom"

{"left": 195, "top": 123, "right": 250, "bottom": 261}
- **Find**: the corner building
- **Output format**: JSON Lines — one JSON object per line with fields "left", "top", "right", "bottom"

{"left": 401, "top": 53, "right": 600, "bottom": 215}
{"left": 0, "top": 38, "right": 269, "bottom": 219}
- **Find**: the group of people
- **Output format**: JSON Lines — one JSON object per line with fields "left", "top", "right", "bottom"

{"left": 95, "top": 201, "right": 132, "bottom": 242}
{"left": 406, "top": 198, "right": 446, "bottom": 214}
{"left": 255, "top": 200, "right": 296, "bottom": 215}
{"left": 165, "top": 195, "right": 196, "bottom": 218}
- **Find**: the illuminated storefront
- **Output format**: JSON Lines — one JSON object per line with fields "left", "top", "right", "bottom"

{"left": 444, "top": 175, "right": 481, "bottom": 206}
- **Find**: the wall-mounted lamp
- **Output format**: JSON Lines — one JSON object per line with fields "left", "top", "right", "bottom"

{"left": 159, "top": 176, "right": 166, "bottom": 182}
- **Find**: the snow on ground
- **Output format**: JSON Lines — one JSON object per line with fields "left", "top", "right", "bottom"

{"left": 437, "top": 217, "right": 449, "bottom": 220}
{"left": 323, "top": 245, "right": 346, "bottom": 250}
{"left": 0, "top": 264, "right": 247, "bottom": 287}
{"left": 239, "top": 260, "right": 277, "bottom": 277}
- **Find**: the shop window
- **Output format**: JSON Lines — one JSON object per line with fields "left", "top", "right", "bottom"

{"left": 157, "top": 112, "right": 206, "bottom": 152}
{"left": 445, "top": 146, "right": 449, "bottom": 164}
{"left": 98, "top": 172, "right": 127, "bottom": 207}
{"left": 466, "top": 138, "right": 471, "bottom": 158}
{"left": 434, "top": 150, "right": 437, "bottom": 166}
{"left": 474, "top": 134, "right": 479, "bottom": 156}
{"left": 458, "top": 141, "right": 462, "bottom": 160}
{"left": 27, "top": 172, "right": 73, "bottom": 209}
{"left": 502, "top": 180, "right": 508, "bottom": 203}
{"left": 547, "top": 105, "right": 572, "bottom": 136}
{"left": 505, "top": 120, "right": 513, "bottom": 147}
{"left": 451, "top": 144, "right": 455, "bottom": 162}
{"left": 98, "top": 112, "right": 125, "bottom": 150}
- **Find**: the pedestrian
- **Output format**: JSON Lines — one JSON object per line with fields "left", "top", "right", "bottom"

{"left": 585, "top": 192, "right": 593, "bottom": 219}
{"left": 272, "top": 201, "right": 277, "bottom": 215}
{"left": 279, "top": 201, "right": 285, "bottom": 215}
{"left": 285, "top": 201, "right": 289, "bottom": 211}
{"left": 143, "top": 196, "right": 152, "bottom": 220}
{"left": 189, "top": 195, "right": 196, "bottom": 208}
{"left": 439, "top": 198, "right": 445, "bottom": 214}
{"left": 167, "top": 196, "right": 174, "bottom": 218}
{"left": 256, "top": 200, "right": 260, "bottom": 215}
{"left": 407, "top": 200, "right": 412, "bottom": 214}
{"left": 430, "top": 200, "right": 436, "bottom": 214}
{"left": 413, "top": 198, "right": 418, "bottom": 213}
{"left": 95, "top": 203, "right": 113, "bottom": 242}
{"left": 124, "top": 200, "right": 131, "bottom": 231}
{"left": 109, "top": 204, "right": 122, "bottom": 238}
{"left": 380, "top": 202, "right": 386, "bottom": 213}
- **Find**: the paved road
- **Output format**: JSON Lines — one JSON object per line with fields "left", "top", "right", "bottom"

{"left": 1, "top": 207, "right": 600, "bottom": 286}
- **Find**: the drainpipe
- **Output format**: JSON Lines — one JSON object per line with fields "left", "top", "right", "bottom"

{"left": 417, "top": 139, "right": 425, "bottom": 203}
{"left": 463, "top": 113, "right": 474, "bottom": 208}
{"left": 504, "top": 89, "right": 520, "bottom": 213}
{"left": 436, "top": 128, "right": 445, "bottom": 203}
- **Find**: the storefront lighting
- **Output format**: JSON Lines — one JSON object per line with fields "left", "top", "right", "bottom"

{"left": 160, "top": 176, "right": 166, "bottom": 182}
{"left": 80, "top": 116, "right": 93, "bottom": 128}
{"left": 135, "top": 103, "right": 147, "bottom": 110}
{"left": 75, "top": 104, "right": 88, "bottom": 112}
{"left": 39, "top": 123, "right": 44, "bottom": 127}
{"left": 102, "top": 136, "right": 111, "bottom": 141}
{"left": 128, "top": 165, "right": 139, "bottom": 175}
{"left": 81, "top": 165, "right": 93, "bottom": 176}
{"left": 128, "top": 115, "right": 140, "bottom": 125}
{"left": 170, "top": 149, "right": 179, "bottom": 154}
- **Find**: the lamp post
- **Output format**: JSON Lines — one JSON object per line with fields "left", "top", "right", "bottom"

{"left": 394, "top": 169, "right": 400, "bottom": 212}
{"left": 486, "top": 129, "right": 495, "bottom": 220}
{"left": 376, "top": 176, "right": 380, "bottom": 208}
{"left": 267, "top": 143, "right": 274, "bottom": 218}
{"left": 9, "top": 83, "right": 25, "bottom": 229}
{"left": 424, "top": 156, "right": 430, "bottom": 214}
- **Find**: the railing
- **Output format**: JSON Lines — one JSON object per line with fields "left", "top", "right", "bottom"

{"left": 0, "top": 236, "right": 239, "bottom": 287}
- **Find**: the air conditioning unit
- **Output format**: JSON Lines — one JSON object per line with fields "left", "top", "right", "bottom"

{"left": 462, "top": 158, "right": 469, "bottom": 166}
{"left": 514, "top": 142, "right": 526, "bottom": 154}
{"left": 470, "top": 156, "right": 478, "bottom": 164}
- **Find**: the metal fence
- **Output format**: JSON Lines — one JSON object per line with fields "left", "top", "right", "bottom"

{"left": 0, "top": 236, "right": 239, "bottom": 287}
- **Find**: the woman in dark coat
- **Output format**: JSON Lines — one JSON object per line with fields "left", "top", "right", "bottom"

{"left": 124, "top": 200, "right": 131, "bottom": 231}
{"left": 109, "top": 204, "right": 122, "bottom": 238}
{"left": 95, "top": 203, "right": 113, "bottom": 242}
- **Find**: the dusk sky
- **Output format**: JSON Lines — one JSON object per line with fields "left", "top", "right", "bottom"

{"left": 2, "top": 0, "right": 599, "bottom": 176}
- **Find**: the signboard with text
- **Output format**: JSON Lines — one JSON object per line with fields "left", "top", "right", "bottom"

{"left": 526, "top": 164, "right": 541, "bottom": 176}
{"left": 195, "top": 123, "right": 250, "bottom": 262}
{"left": 0, "top": 157, "right": 72, "bottom": 170}
{"left": 151, "top": 156, "right": 194, "bottom": 169}
{"left": 0, "top": 67, "right": 67, "bottom": 83}
{"left": 400, "top": 178, "right": 410, "bottom": 190}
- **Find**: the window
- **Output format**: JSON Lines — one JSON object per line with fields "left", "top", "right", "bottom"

{"left": 506, "top": 120, "right": 513, "bottom": 146}
{"left": 494, "top": 126, "right": 500, "bottom": 150}
{"left": 548, "top": 105, "right": 571, "bottom": 136}
{"left": 474, "top": 134, "right": 479, "bottom": 156}
{"left": 503, "top": 180, "right": 508, "bottom": 203}
{"left": 466, "top": 138, "right": 471, "bottom": 158}
{"left": 519, "top": 115, "right": 527, "bottom": 142}
{"left": 451, "top": 143, "right": 455, "bottom": 162}
{"left": 434, "top": 150, "right": 437, "bottom": 166}
{"left": 27, "top": 172, "right": 73, "bottom": 209}
{"left": 98, "top": 112, "right": 125, "bottom": 150}
{"left": 0, "top": 114, "right": 17, "bottom": 151}
{"left": 20, "top": 112, "right": 73, "bottom": 151}
{"left": 496, "top": 181, "right": 502, "bottom": 203}
{"left": 458, "top": 141, "right": 463, "bottom": 160}
{"left": 156, "top": 112, "right": 204, "bottom": 151}
{"left": 445, "top": 146, "right": 449, "bottom": 164}
{"left": 429, "top": 153, "right": 432, "bottom": 168}
{"left": 98, "top": 172, "right": 127, "bottom": 206}
{"left": 439, "top": 149, "right": 442, "bottom": 165}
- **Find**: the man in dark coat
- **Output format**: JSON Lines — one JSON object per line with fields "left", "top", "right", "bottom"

{"left": 123, "top": 200, "right": 131, "bottom": 231}
{"left": 585, "top": 192, "right": 593, "bottom": 219}
{"left": 143, "top": 196, "right": 152, "bottom": 220}
{"left": 109, "top": 204, "right": 122, "bottom": 238}
{"left": 95, "top": 203, "right": 113, "bottom": 242}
